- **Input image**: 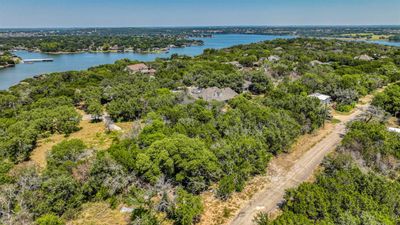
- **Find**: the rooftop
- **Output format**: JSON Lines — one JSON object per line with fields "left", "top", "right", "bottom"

{"left": 309, "top": 93, "right": 331, "bottom": 101}
{"left": 126, "top": 63, "right": 149, "bottom": 72}
{"left": 188, "top": 87, "right": 238, "bottom": 102}
{"left": 354, "top": 54, "right": 374, "bottom": 61}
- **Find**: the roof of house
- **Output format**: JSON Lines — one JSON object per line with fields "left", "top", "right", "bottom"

{"left": 310, "top": 60, "right": 331, "bottom": 66}
{"left": 268, "top": 55, "right": 281, "bottom": 62}
{"left": 225, "top": 61, "right": 243, "bottom": 68}
{"left": 147, "top": 69, "right": 157, "bottom": 73}
{"left": 354, "top": 54, "right": 374, "bottom": 61}
{"left": 188, "top": 87, "right": 238, "bottom": 102}
{"left": 243, "top": 80, "right": 253, "bottom": 89}
{"left": 126, "top": 63, "right": 149, "bottom": 72}
{"left": 309, "top": 93, "right": 331, "bottom": 101}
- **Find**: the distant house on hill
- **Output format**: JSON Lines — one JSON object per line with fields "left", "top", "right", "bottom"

{"left": 187, "top": 87, "right": 238, "bottom": 102}
{"left": 126, "top": 63, "right": 156, "bottom": 76}
{"left": 354, "top": 54, "right": 374, "bottom": 61}
{"left": 243, "top": 80, "right": 253, "bottom": 92}
{"left": 109, "top": 45, "right": 120, "bottom": 51}
{"left": 310, "top": 60, "right": 331, "bottom": 67}
{"left": 268, "top": 55, "right": 280, "bottom": 62}
{"left": 309, "top": 93, "right": 331, "bottom": 104}
{"left": 225, "top": 61, "right": 243, "bottom": 69}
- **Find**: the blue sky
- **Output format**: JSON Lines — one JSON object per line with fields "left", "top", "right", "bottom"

{"left": 0, "top": 0, "right": 399, "bottom": 28}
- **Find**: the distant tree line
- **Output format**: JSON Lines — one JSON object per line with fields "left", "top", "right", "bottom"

{"left": 0, "top": 35, "right": 203, "bottom": 53}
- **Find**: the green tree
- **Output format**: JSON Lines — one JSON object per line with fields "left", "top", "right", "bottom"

{"left": 47, "top": 139, "right": 86, "bottom": 172}
{"left": 139, "top": 135, "right": 220, "bottom": 193}
{"left": 171, "top": 188, "right": 203, "bottom": 225}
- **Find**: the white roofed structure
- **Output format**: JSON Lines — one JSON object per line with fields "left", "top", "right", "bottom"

{"left": 309, "top": 93, "right": 332, "bottom": 104}
{"left": 388, "top": 127, "right": 400, "bottom": 134}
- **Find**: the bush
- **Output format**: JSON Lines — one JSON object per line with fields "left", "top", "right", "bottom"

{"left": 131, "top": 207, "right": 159, "bottom": 225}
{"left": 35, "top": 214, "right": 65, "bottom": 225}
{"left": 171, "top": 189, "right": 203, "bottom": 225}
{"left": 139, "top": 135, "right": 220, "bottom": 193}
{"left": 47, "top": 139, "right": 86, "bottom": 172}
{"left": 336, "top": 103, "right": 355, "bottom": 112}
{"left": 216, "top": 175, "right": 236, "bottom": 200}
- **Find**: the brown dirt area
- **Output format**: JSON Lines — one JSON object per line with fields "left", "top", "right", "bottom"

{"left": 67, "top": 202, "right": 130, "bottom": 225}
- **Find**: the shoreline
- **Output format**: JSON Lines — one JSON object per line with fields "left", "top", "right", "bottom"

{"left": 11, "top": 43, "right": 205, "bottom": 55}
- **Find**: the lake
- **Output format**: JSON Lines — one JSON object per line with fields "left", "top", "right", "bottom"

{"left": 367, "top": 40, "right": 400, "bottom": 47}
{"left": 0, "top": 34, "right": 293, "bottom": 90}
{"left": 1, "top": 34, "right": 399, "bottom": 90}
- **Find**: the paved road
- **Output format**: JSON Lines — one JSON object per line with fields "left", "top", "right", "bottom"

{"left": 230, "top": 105, "right": 368, "bottom": 225}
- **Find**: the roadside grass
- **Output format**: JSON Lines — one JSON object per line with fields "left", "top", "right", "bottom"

{"left": 331, "top": 118, "right": 341, "bottom": 124}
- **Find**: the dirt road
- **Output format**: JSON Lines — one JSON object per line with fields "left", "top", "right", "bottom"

{"left": 230, "top": 104, "right": 369, "bottom": 225}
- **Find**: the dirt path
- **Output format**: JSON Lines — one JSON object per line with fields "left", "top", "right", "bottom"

{"left": 228, "top": 102, "right": 372, "bottom": 225}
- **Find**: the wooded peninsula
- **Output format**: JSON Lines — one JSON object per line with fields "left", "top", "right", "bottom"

{"left": 0, "top": 35, "right": 204, "bottom": 53}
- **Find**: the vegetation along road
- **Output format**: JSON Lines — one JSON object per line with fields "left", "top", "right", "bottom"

{"left": 230, "top": 96, "right": 374, "bottom": 225}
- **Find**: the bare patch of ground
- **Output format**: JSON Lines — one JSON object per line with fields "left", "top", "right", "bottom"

{"left": 67, "top": 202, "right": 129, "bottom": 225}
{"left": 387, "top": 117, "right": 399, "bottom": 128}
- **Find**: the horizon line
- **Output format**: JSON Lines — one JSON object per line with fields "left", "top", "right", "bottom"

{"left": 1, "top": 24, "right": 400, "bottom": 30}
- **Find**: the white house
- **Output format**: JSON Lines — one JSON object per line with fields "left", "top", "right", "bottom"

{"left": 388, "top": 127, "right": 400, "bottom": 134}
{"left": 309, "top": 93, "right": 332, "bottom": 104}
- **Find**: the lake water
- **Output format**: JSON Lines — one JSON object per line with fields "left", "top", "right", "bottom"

{"left": 0, "top": 34, "right": 293, "bottom": 90}
{"left": 1, "top": 34, "right": 399, "bottom": 90}
{"left": 367, "top": 40, "right": 400, "bottom": 47}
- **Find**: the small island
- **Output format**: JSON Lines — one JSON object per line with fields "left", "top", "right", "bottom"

{"left": 0, "top": 51, "right": 21, "bottom": 69}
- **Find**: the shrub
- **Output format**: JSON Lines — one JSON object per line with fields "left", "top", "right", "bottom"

{"left": 171, "top": 189, "right": 203, "bottom": 225}
{"left": 35, "top": 214, "right": 65, "bottom": 225}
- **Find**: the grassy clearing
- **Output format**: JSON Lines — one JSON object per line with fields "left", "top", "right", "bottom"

{"left": 29, "top": 110, "right": 133, "bottom": 169}
{"left": 67, "top": 202, "right": 129, "bottom": 225}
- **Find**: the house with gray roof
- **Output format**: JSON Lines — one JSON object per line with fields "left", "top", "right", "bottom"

{"left": 187, "top": 87, "right": 238, "bottom": 102}
{"left": 354, "top": 54, "right": 374, "bottom": 61}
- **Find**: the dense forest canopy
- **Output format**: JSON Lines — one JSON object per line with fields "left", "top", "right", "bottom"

{"left": 372, "top": 83, "right": 400, "bottom": 118}
{"left": 0, "top": 38, "right": 400, "bottom": 224}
